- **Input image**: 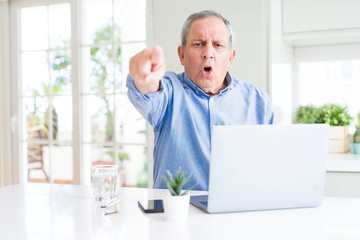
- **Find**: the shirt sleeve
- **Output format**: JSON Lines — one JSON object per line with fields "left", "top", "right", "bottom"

{"left": 264, "top": 95, "right": 275, "bottom": 124}
{"left": 250, "top": 83, "right": 275, "bottom": 124}
{"left": 259, "top": 88, "right": 275, "bottom": 124}
{"left": 126, "top": 73, "right": 170, "bottom": 131}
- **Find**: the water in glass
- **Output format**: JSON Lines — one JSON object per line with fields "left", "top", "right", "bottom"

{"left": 91, "top": 165, "right": 120, "bottom": 203}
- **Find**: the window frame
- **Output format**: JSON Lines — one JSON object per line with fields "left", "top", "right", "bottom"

{"left": 0, "top": 1, "right": 12, "bottom": 187}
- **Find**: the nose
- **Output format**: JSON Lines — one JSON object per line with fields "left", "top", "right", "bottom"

{"left": 202, "top": 45, "right": 214, "bottom": 60}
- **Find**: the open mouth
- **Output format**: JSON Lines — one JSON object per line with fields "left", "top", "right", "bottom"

{"left": 202, "top": 66, "right": 213, "bottom": 76}
{"left": 204, "top": 66, "right": 212, "bottom": 72}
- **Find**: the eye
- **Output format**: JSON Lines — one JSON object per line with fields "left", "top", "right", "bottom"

{"left": 193, "top": 42, "right": 202, "bottom": 47}
{"left": 214, "top": 43, "right": 223, "bottom": 48}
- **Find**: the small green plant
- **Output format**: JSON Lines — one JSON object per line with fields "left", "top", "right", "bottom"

{"left": 162, "top": 167, "right": 197, "bottom": 196}
{"left": 106, "top": 151, "right": 130, "bottom": 163}
{"left": 295, "top": 103, "right": 353, "bottom": 126}
{"left": 354, "top": 113, "right": 360, "bottom": 143}
{"left": 295, "top": 105, "right": 321, "bottom": 123}
{"left": 356, "top": 113, "right": 360, "bottom": 130}
{"left": 320, "top": 104, "right": 353, "bottom": 126}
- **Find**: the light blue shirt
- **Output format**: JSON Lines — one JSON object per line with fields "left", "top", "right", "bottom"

{"left": 126, "top": 71, "right": 274, "bottom": 191}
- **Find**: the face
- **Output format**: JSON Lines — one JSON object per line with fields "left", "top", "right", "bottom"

{"left": 178, "top": 16, "right": 235, "bottom": 96}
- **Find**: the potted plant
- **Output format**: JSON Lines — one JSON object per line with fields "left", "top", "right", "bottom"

{"left": 350, "top": 113, "right": 360, "bottom": 154}
{"left": 295, "top": 105, "right": 322, "bottom": 124}
{"left": 320, "top": 104, "right": 353, "bottom": 153}
{"left": 295, "top": 104, "right": 353, "bottom": 153}
{"left": 162, "top": 167, "right": 197, "bottom": 223}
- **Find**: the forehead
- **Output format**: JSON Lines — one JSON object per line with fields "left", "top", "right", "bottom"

{"left": 187, "top": 16, "right": 228, "bottom": 41}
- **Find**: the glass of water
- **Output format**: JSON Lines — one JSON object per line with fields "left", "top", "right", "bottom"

{"left": 91, "top": 165, "right": 121, "bottom": 204}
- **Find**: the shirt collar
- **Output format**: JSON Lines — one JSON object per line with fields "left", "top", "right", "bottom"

{"left": 220, "top": 72, "right": 233, "bottom": 94}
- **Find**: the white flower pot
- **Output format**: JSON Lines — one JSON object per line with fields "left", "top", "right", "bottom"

{"left": 163, "top": 194, "right": 190, "bottom": 223}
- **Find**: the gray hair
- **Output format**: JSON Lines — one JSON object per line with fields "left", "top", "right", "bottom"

{"left": 181, "top": 10, "right": 235, "bottom": 49}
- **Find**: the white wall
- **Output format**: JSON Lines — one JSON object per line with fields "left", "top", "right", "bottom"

{"left": 282, "top": 0, "right": 360, "bottom": 46}
{"left": 150, "top": 0, "right": 270, "bottom": 91}
{"left": 283, "top": 0, "right": 360, "bottom": 33}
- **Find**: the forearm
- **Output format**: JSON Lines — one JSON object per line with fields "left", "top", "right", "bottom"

{"left": 126, "top": 73, "right": 168, "bottom": 130}
{"left": 132, "top": 75, "right": 161, "bottom": 94}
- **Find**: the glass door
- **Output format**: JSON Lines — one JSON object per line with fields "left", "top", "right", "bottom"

{"left": 20, "top": 3, "right": 73, "bottom": 183}
{"left": 14, "top": 0, "right": 148, "bottom": 186}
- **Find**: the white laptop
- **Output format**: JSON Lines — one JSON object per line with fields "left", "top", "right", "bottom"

{"left": 190, "top": 124, "right": 330, "bottom": 213}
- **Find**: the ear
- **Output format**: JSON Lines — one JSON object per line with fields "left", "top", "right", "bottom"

{"left": 177, "top": 46, "right": 185, "bottom": 66}
{"left": 228, "top": 49, "right": 236, "bottom": 69}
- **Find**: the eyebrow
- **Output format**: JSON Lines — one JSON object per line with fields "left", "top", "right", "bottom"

{"left": 192, "top": 39, "right": 224, "bottom": 44}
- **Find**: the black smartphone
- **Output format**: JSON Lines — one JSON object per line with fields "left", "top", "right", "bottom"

{"left": 138, "top": 199, "right": 164, "bottom": 213}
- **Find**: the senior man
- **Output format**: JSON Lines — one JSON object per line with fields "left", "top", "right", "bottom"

{"left": 127, "top": 10, "right": 274, "bottom": 191}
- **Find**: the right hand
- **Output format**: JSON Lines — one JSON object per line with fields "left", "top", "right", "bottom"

{"left": 129, "top": 45, "right": 165, "bottom": 94}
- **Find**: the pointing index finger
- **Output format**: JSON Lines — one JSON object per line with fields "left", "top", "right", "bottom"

{"left": 151, "top": 45, "right": 164, "bottom": 71}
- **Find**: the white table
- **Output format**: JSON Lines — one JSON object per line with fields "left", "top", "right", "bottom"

{"left": 1, "top": 184, "right": 360, "bottom": 240}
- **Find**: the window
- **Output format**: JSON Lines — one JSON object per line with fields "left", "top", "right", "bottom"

{"left": 13, "top": 0, "right": 148, "bottom": 186}
{"left": 272, "top": 44, "right": 360, "bottom": 130}
{"left": 294, "top": 44, "right": 360, "bottom": 132}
